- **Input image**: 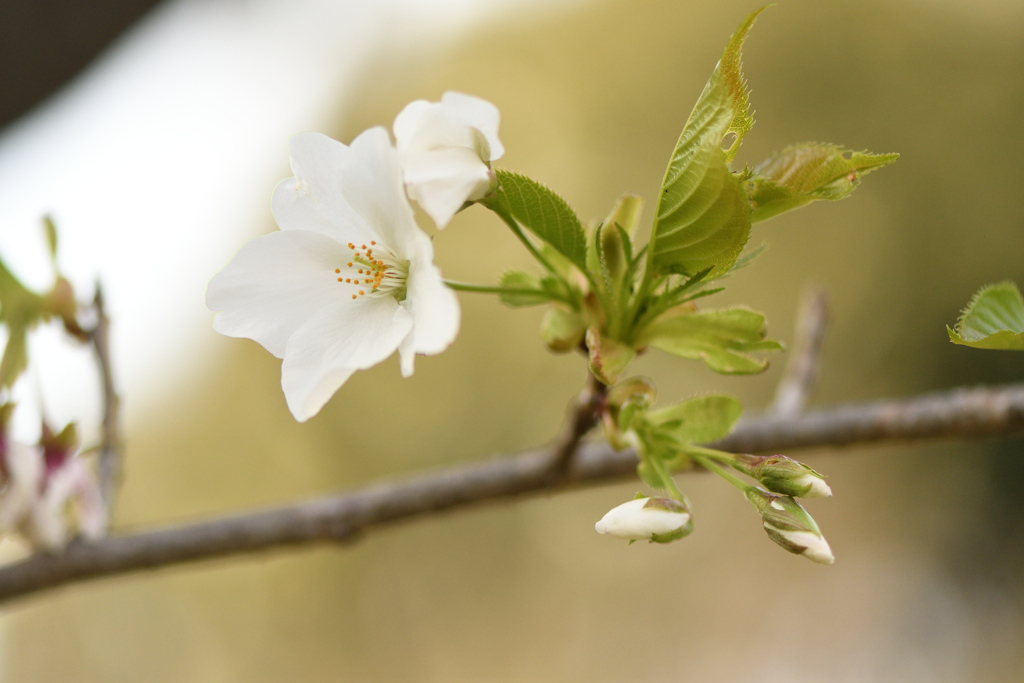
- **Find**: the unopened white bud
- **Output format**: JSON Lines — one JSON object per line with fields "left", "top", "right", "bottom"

{"left": 732, "top": 454, "right": 831, "bottom": 498}
{"left": 792, "top": 472, "right": 832, "bottom": 498}
{"left": 746, "top": 488, "right": 835, "bottom": 564}
{"left": 595, "top": 496, "right": 693, "bottom": 544}
{"left": 763, "top": 524, "right": 835, "bottom": 565}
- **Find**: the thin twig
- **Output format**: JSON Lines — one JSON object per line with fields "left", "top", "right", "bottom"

{"left": 771, "top": 287, "right": 829, "bottom": 417}
{"left": 550, "top": 371, "right": 607, "bottom": 476}
{"left": 88, "top": 285, "right": 121, "bottom": 516}
{"left": 0, "top": 382, "right": 1022, "bottom": 606}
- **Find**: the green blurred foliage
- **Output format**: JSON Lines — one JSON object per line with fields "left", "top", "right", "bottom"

{"left": 3, "top": 1, "right": 1024, "bottom": 680}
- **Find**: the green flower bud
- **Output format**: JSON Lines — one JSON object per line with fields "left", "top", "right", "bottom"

{"left": 745, "top": 488, "right": 834, "bottom": 564}
{"left": 732, "top": 454, "right": 831, "bottom": 498}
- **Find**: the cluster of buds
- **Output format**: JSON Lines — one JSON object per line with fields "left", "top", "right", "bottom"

{"left": 595, "top": 495, "right": 694, "bottom": 544}
{"left": 0, "top": 406, "right": 105, "bottom": 551}
{"left": 744, "top": 488, "right": 834, "bottom": 564}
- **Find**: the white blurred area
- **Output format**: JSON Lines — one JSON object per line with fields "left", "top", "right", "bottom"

{"left": 0, "top": 0, "right": 583, "bottom": 445}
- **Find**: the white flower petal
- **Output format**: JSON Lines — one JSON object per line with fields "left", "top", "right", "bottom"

{"left": 272, "top": 133, "right": 379, "bottom": 246}
{"left": 281, "top": 298, "right": 413, "bottom": 421}
{"left": 392, "top": 99, "right": 433, "bottom": 151}
{"left": 395, "top": 100, "right": 475, "bottom": 154}
{"left": 796, "top": 473, "right": 833, "bottom": 498}
{"left": 402, "top": 147, "right": 493, "bottom": 228}
{"left": 207, "top": 230, "right": 350, "bottom": 358}
{"left": 338, "top": 127, "right": 422, "bottom": 258}
{"left": 441, "top": 91, "right": 503, "bottom": 160}
{"left": 397, "top": 231, "right": 460, "bottom": 376}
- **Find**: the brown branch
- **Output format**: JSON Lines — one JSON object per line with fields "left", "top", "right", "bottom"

{"left": 770, "top": 287, "right": 828, "bottom": 417}
{"left": 549, "top": 371, "right": 607, "bottom": 476}
{"left": 1, "top": 382, "right": 1023, "bottom": 606}
{"left": 88, "top": 285, "right": 122, "bottom": 514}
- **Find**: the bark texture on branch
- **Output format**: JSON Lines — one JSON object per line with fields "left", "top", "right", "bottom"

{"left": 1, "top": 382, "right": 1023, "bottom": 606}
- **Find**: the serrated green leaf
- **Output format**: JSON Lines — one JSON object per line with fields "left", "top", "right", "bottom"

{"left": 647, "top": 8, "right": 766, "bottom": 278}
{"left": 494, "top": 169, "right": 587, "bottom": 269}
{"left": 748, "top": 143, "right": 899, "bottom": 223}
{"left": 648, "top": 394, "right": 743, "bottom": 445}
{"left": 948, "top": 281, "right": 1024, "bottom": 350}
{"left": 639, "top": 306, "right": 782, "bottom": 374}
{"left": 496, "top": 270, "right": 549, "bottom": 307}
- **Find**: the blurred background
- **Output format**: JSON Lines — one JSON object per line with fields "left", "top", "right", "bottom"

{"left": 0, "top": 0, "right": 1023, "bottom": 680}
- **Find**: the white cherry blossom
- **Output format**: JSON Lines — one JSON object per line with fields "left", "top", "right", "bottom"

{"left": 206, "top": 127, "right": 460, "bottom": 421}
{"left": 393, "top": 91, "right": 504, "bottom": 228}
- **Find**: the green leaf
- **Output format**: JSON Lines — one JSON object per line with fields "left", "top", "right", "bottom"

{"left": 647, "top": 394, "right": 742, "bottom": 445}
{"left": 0, "top": 327, "right": 28, "bottom": 390}
{"left": 497, "top": 270, "right": 550, "bottom": 307}
{"left": 603, "top": 193, "right": 644, "bottom": 238}
{"left": 948, "top": 281, "right": 1024, "bottom": 350}
{"left": 748, "top": 143, "right": 899, "bottom": 223}
{"left": 647, "top": 8, "right": 767, "bottom": 278}
{"left": 0, "top": 260, "right": 50, "bottom": 389}
{"left": 43, "top": 215, "right": 58, "bottom": 260}
{"left": 541, "top": 307, "right": 586, "bottom": 352}
{"left": 639, "top": 306, "right": 783, "bottom": 374}
{"left": 586, "top": 328, "right": 637, "bottom": 385}
{"left": 494, "top": 169, "right": 587, "bottom": 269}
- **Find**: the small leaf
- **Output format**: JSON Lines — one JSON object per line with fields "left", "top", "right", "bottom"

{"left": 647, "top": 8, "right": 767, "bottom": 278}
{"left": 586, "top": 328, "right": 636, "bottom": 385}
{"left": 497, "top": 270, "right": 550, "bottom": 307}
{"left": 637, "top": 460, "right": 662, "bottom": 490}
{"left": 648, "top": 394, "right": 742, "bottom": 445}
{"left": 639, "top": 306, "right": 782, "bottom": 374}
{"left": 604, "top": 193, "right": 644, "bottom": 238}
{"left": 948, "top": 281, "right": 1024, "bottom": 350}
{"left": 748, "top": 143, "right": 899, "bottom": 223}
{"left": 43, "top": 215, "right": 58, "bottom": 260}
{"left": 541, "top": 307, "right": 586, "bottom": 352}
{"left": 0, "top": 327, "right": 28, "bottom": 390}
{"left": 0, "top": 260, "right": 51, "bottom": 388}
{"left": 494, "top": 169, "right": 587, "bottom": 269}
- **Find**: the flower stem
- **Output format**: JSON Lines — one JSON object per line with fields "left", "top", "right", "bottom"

{"left": 646, "top": 452, "right": 685, "bottom": 501}
{"left": 690, "top": 452, "right": 751, "bottom": 493}
{"left": 483, "top": 201, "right": 566, "bottom": 285}
{"left": 443, "top": 280, "right": 569, "bottom": 304}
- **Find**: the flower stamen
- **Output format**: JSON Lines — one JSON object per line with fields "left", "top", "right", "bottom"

{"left": 333, "top": 242, "right": 409, "bottom": 300}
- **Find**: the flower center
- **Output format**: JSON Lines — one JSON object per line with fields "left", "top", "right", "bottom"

{"left": 334, "top": 240, "right": 409, "bottom": 301}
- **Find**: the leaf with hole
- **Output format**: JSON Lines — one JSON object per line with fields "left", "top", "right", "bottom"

{"left": 647, "top": 8, "right": 767, "bottom": 279}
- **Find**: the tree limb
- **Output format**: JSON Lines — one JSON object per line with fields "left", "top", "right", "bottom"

{"left": 1, "top": 382, "right": 1023, "bottom": 606}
